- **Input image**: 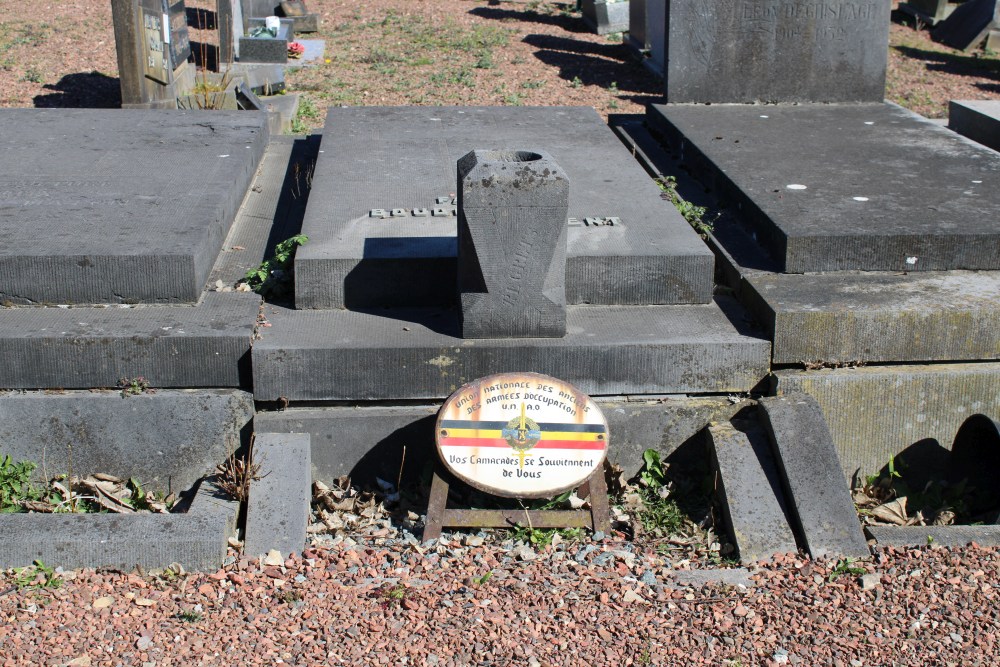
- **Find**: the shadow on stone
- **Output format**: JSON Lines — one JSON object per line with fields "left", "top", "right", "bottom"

{"left": 949, "top": 414, "right": 1000, "bottom": 515}
{"left": 872, "top": 437, "right": 952, "bottom": 492}
{"left": 349, "top": 414, "right": 438, "bottom": 490}
{"left": 33, "top": 71, "right": 122, "bottom": 109}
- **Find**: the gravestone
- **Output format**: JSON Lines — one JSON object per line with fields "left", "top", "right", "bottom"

{"left": 217, "top": 0, "right": 245, "bottom": 62}
{"left": 457, "top": 149, "right": 569, "bottom": 339}
{"left": 279, "top": 0, "right": 320, "bottom": 33}
{"left": 112, "top": 0, "right": 195, "bottom": 108}
{"left": 240, "top": 17, "right": 292, "bottom": 63}
{"left": 934, "top": 0, "right": 1000, "bottom": 51}
{"left": 661, "top": 0, "right": 891, "bottom": 103}
{"left": 899, "top": 0, "right": 962, "bottom": 25}
{"left": 581, "top": 0, "right": 630, "bottom": 35}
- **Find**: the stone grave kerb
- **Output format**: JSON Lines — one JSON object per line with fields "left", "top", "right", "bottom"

{"left": 456, "top": 149, "right": 569, "bottom": 339}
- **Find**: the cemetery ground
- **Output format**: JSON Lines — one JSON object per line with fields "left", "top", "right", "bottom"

{"left": 1, "top": 1, "right": 1000, "bottom": 665}
{"left": 0, "top": 1, "right": 995, "bottom": 120}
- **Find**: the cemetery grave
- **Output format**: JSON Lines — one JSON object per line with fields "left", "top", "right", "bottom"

{"left": 0, "top": 0, "right": 999, "bottom": 575}
{"left": 619, "top": 0, "right": 1000, "bottom": 551}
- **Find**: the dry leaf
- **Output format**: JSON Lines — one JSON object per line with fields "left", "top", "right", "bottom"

{"left": 870, "top": 497, "right": 909, "bottom": 525}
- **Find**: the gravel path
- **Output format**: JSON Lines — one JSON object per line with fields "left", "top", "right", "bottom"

{"left": 2, "top": 539, "right": 998, "bottom": 666}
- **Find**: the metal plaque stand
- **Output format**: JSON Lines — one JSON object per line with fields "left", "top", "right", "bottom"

{"left": 423, "top": 463, "right": 612, "bottom": 541}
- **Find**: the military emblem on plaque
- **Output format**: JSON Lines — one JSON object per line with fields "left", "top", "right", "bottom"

{"left": 424, "top": 372, "right": 612, "bottom": 539}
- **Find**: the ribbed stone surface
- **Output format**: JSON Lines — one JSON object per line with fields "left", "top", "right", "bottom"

{"left": 710, "top": 421, "right": 799, "bottom": 564}
{"left": 774, "top": 364, "right": 1000, "bottom": 484}
{"left": 251, "top": 300, "right": 771, "bottom": 401}
{"left": 759, "top": 394, "right": 870, "bottom": 561}
{"left": 0, "top": 389, "right": 254, "bottom": 494}
{"left": 867, "top": 525, "right": 1000, "bottom": 548}
{"left": 949, "top": 99, "right": 1000, "bottom": 152}
{"left": 0, "top": 480, "right": 237, "bottom": 570}
{"left": 0, "top": 109, "right": 269, "bottom": 304}
{"left": 741, "top": 270, "right": 1000, "bottom": 364}
{"left": 0, "top": 292, "right": 259, "bottom": 389}
{"left": 245, "top": 433, "right": 311, "bottom": 559}
{"left": 648, "top": 102, "right": 1000, "bottom": 273}
{"left": 254, "top": 397, "right": 740, "bottom": 487}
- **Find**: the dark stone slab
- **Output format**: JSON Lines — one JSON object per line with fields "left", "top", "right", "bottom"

{"left": 648, "top": 102, "right": 1000, "bottom": 273}
{"left": 709, "top": 421, "right": 799, "bottom": 564}
{"left": 0, "top": 292, "right": 259, "bottom": 389}
{"left": 254, "top": 397, "right": 740, "bottom": 487}
{"left": 0, "top": 109, "right": 270, "bottom": 304}
{"left": 740, "top": 270, "right": 1000, "bottom": 365}
{"left": 867, "top": 524, "right": 1000, "bottom": 548}
{"left": 627, "top": 0, "right": 652, "bottom": 51}
{"left": 245, "top": 433, "right": 311, "bottom": 558}
{"left": 252, "top": 299, "right": 770, "bottom": 401}
{"left": 582, "top": 0, "right": 630, "bottom": 35}
{"left": 239, "top": 20, "right": 291, "bottom": 63}
{"left": 0, "top": 389, "right": 253, "bottom": 495}
{"left": 759, "top": 393, "right": 870, "bottom": 560}
{"left": 933, "top": 0, "right": 999, "bottom": 51}
{"left": 295, "top": 107, "right": 714, "bottom": 309}
{"left": 949, "top": 100, "right": 1000, "bottom": 152}
{"left": 661, "top": 0, "right": 890, "bottom": 103}
{"left": 458, "top": 150, "right": 568, "bottom": 338}
{"left": 774, "top": 364, "right": 1000, "bottom": 485}
{"left": 0, "top": 484, "right": 236, "bottom": 570}
{"left": 899, "top": 0, "right": 960, "bottom": 25}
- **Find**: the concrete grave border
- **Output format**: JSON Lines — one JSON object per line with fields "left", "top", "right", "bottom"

{"left": 0, "top": 476, "right": 238, "bottom": 571}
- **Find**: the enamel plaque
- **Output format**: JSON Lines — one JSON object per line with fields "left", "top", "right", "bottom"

{"left": 436, "top": 372, "right": 609, "bottom": 498}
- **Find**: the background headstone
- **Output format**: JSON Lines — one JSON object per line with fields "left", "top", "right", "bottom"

{"left": 217, "top": 0, "right": 245, "bottom": 62}
{"left": 933, "top": 0, "right": 1000, "bottom": 51}
{"left": 662, "top": 0, "right": 892, "bottom": 103}
{"left": 457, "top": 149, "right": 569, "bottom": 339}
{"left": 112, "top": 0, "right": 195, "bottom": 108}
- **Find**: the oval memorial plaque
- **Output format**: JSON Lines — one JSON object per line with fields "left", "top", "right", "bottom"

{"left": 436, "top": 372, "right": 609, "bottom": 498}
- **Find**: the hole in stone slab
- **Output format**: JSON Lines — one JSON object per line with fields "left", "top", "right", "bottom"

{"left": 480, "top": 150, "right": 543, "bottom": 163}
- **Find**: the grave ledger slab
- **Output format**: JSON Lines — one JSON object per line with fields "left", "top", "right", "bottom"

{"left": 294, "top": 106, "right": 714, "bottom": 309}
{"left": 648, "top": 102, "right": 1000, "bottom": 273}
{"left": 0, "top": 109, "right": 270, "bottom": 304}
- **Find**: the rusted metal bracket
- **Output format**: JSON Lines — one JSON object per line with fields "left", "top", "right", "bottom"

{"left": 422, "top": 463, "right": 612, "bottom": 541}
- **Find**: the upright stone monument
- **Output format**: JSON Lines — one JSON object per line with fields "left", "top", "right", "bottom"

{"left": 112, "top": 0, "right": 194, "bottom": 108}
{"left": 662, "top": 0, "right": 891, "bottom": 103}
{"left": 456, "top": 149, "right": 569, "bottom": 339}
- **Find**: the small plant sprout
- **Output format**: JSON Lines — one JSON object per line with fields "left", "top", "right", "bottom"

{"left": 241, "top": 234, "right": 308, "bottom": 299}
{"left": 655, "top": 176, "right": 716, "bottom": 237}
{"left": 216, "top": 434, "right": 265, "bottom": 502}
{"left": 13, "top": 560, "right": 62, "bottom": 590}
{"left": 118, "top": 376, "right": 153, "bottom": 398}
{"left": 0, "top": 454, "right": 44, "bottom": 513}
{"left": 828, "top": 558, "right": 866, "bottom": 581}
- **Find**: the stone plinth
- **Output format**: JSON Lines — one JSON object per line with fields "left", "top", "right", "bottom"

{"left": 458, "top": 150, "right": 568, "bottom": 339}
